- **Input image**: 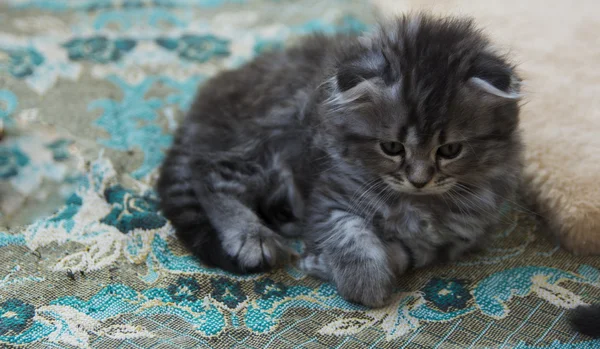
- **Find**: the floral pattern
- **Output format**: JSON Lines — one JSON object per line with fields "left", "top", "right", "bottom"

{"left": 0, "top": 146, "right": 29, "bottom": 179}
{"left": 211, "top": 278, "right": 247, "bottom": 309}
{"left": 0, "top": 299, "right": 35, "bottom": 336}
{"left": 46, "top": 139, "right": 73, "bottom": 162}
{"left": 421, "top": 277, "right": 472, "bottom": 312}
{"left": 90, "top": 76, "right": 172, "bottom": 179}
{"left": 254, "top": 278, "right": 288, "bottom": 299}
{"left": 63, "top": 36, "right": 136, "bottom": 63}
{"left": 3, "top": 48, "right": 45, "bottom": 78}
{"left": 100, "top": 185, "right": 166, "bottom": 234}
{"left": 167, "top": 277, "right": 203, "bottom": 302}
{"left": 156, "top": 34, "right": 231, "bottom": 63}
{"left": 0, "top": 90, "right": 18, "bottom": 126}
{"left": 1, "top": 0, "right": 600, "bottom": 348}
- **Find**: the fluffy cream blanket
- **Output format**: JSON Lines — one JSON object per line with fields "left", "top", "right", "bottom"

{"left": 374, "top": 0, "right": 600, "bottom": 254}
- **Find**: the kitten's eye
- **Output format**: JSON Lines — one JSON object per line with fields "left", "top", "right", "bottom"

{"left": 380, "top": 142, "right": 405, "bottom": 156}
{"left": 437, "top": 143, "right": 463, "bottom": 159}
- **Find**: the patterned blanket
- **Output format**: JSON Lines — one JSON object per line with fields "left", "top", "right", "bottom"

{"left": 0, "top": 1, "right": 599, "bottom": 348}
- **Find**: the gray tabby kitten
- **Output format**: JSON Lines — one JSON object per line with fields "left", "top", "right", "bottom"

{"left": 157, "top": 14, "right": 523, "bottom": 307}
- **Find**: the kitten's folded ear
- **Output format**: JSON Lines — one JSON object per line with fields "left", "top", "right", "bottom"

{"left": 336, "top": 64, "right": 376, "bottom": 92}
{"left": 469, "top": 53, "right": 521, "bottom": 99}
{"left": 336, "top": 50, "right": 394, "bottom": 92}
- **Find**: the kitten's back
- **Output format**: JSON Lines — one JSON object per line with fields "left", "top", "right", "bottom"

{"left": 157, "top": 33, "right": 342, "bottom": 273}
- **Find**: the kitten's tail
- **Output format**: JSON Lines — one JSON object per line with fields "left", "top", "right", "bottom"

{"left": 570, "top": 305, "right": 600, "bottom": 338}
{"left": 157, "top": 148, "right": 244, "bottom": 274}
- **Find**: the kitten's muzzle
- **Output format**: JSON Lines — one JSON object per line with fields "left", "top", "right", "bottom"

{"left": 406, "top": 161, "right": 434, "bottom": 189}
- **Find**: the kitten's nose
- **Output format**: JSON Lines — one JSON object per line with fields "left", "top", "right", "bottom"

{"left": 408, "top": 179, "right": 429, "bottom": 189}
{"left": 407, "top": 162, "right": 434, "bottom": 189}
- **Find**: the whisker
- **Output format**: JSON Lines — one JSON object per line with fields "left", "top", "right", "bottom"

{"left": 455, "top": 181, "right": 541, "bottom": 218}
{"left": 354, "top": 181, "right": 388, "bottom": 218}
{"left": 448, "top": 184, "right": 519, "bottom": 226}
{"left": 363, "top": 185, "right": 395, "bottom": 225}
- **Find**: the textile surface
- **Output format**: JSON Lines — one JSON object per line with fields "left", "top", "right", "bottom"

{"left": 0, "top": 1, "right": 599, "bottom": 348}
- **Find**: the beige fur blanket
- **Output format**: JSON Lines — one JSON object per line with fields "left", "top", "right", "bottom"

{"left": 374, "top": 0, "right": 600, "bottom": 254}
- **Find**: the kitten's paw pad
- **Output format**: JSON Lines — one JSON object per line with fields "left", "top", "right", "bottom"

{"left": 231, "top": 226, "right": 295, "bottom": 271}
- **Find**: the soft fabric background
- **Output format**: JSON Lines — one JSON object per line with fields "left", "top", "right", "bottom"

{"left": 0, "top": 1, "right": 599, "bottom": 348}
{"left": 374, "top": 0, "right": 600, "bottom": 255}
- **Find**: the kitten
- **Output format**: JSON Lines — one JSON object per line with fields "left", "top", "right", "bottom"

{"left": 157, "top": 14, "right": 523, "bottom": 306}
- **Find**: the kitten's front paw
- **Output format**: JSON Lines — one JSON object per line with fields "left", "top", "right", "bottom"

{"left": 224, "top": 224, "right": 296, "bottom": 272}
{"left": 334, "top": 265, "right": 394, "bottom": 308}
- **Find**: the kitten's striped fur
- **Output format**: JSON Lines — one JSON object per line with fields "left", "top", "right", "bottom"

{"left": 158, "top": 14, "right": 523, "bottom": 307}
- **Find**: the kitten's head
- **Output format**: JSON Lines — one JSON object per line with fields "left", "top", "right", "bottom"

{"left": 320, "top": 14, "right": 522, "bottom": 195}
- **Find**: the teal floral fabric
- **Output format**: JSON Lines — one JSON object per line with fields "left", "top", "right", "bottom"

{"left": 63, "top": 36, "right": 137, "bottom": 64}
{"left": 156, "top": 34, "right": 231, "bottom": 63}
{"left": 0, "top": 1, "right": 600, "bottom": 348}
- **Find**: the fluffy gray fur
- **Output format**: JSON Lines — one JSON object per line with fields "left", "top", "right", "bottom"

{"left": 157, "top": 14, "right": 523, "bottom": 307}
